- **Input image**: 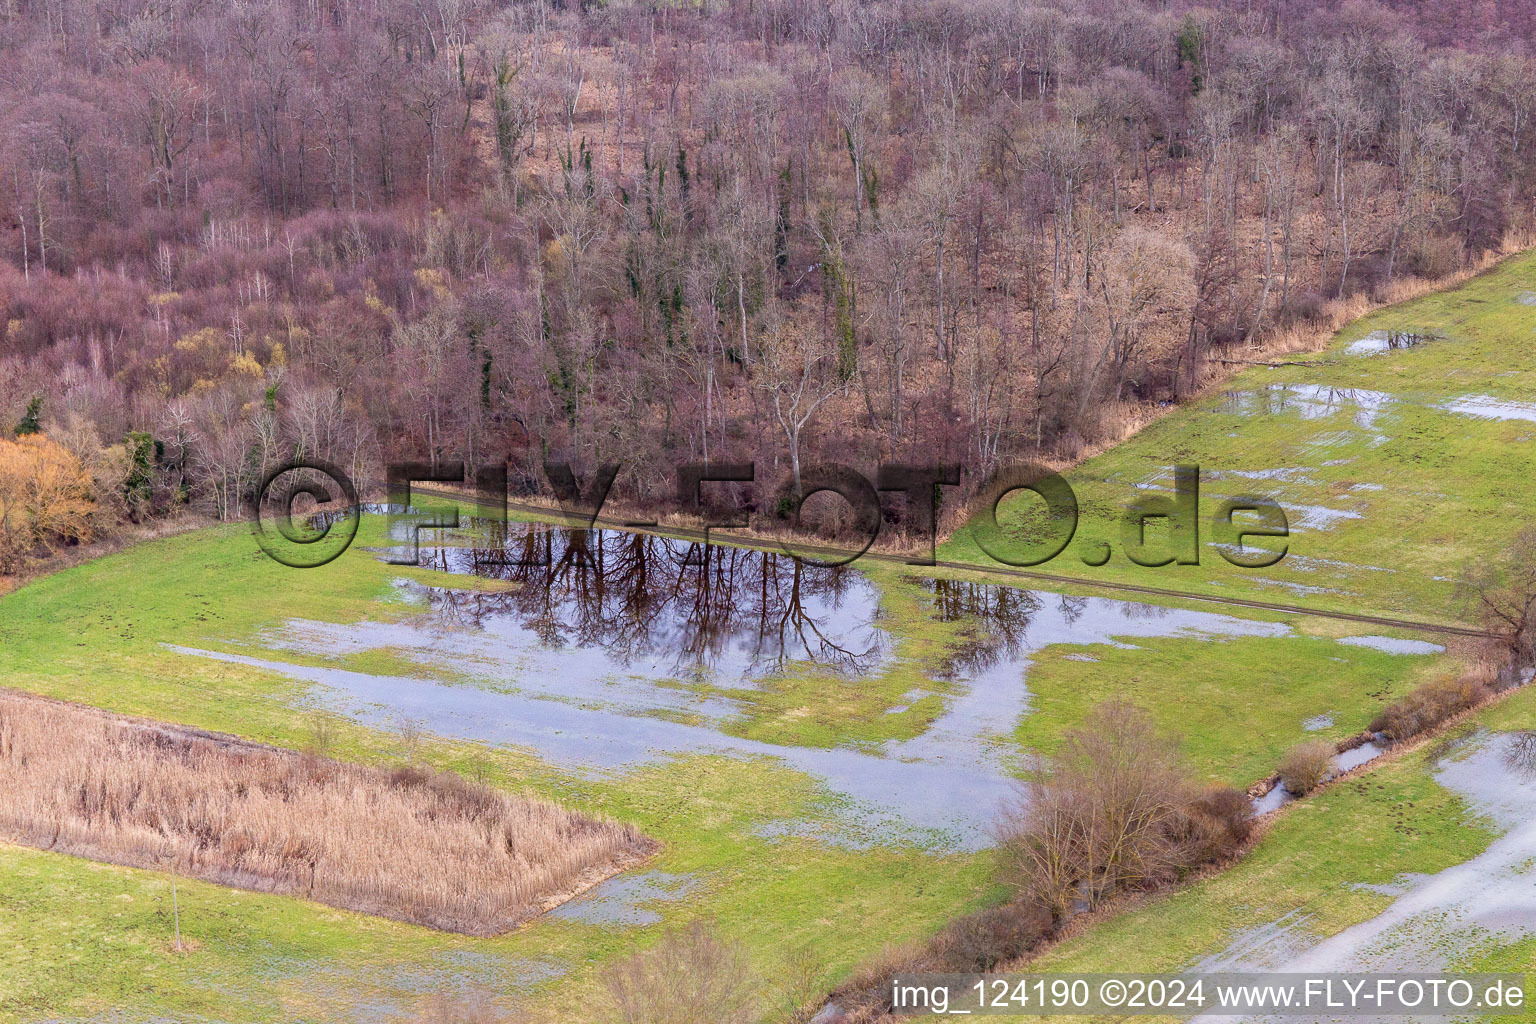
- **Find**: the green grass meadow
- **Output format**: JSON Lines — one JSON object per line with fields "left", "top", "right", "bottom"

{"left": 7, "top": 251, "right": 1536, "bottom": 1019}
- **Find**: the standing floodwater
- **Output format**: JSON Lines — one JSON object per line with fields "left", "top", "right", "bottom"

{"left": 401, "top": 523, "right": 891, "bottom": 684}
{"left": 178, "top": 520, "right": 1305, "bottom": 849}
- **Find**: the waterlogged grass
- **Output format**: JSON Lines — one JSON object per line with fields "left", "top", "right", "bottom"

{"left": 0, "top": 506, "right": 1448, "bottom": 1019}
{"left": 1015, "top": 627, "right": 1441, "bottom": 785}
{"left": 1009, "top": 684, "right": 1536, "bottom": 1023}
{"left": 943, "top": 247, "right": 1536, "bottom": 625}
{"left": 393, "top": 497, "right": 1448, "bottom": 775}
{"left": 0, "top": 303, "right": 1502, "bottom": 1024}
{"left": 0, "top": 519, "right": 997, "bottom": 1021}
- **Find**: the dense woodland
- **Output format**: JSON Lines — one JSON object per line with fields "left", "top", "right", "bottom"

{"left": 3, "top": 0, "right": 1536, "bottom": 559}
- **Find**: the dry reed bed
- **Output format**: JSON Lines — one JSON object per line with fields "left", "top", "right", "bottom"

{"left": 0, "top": 689, "right": 654, "bottom": 934}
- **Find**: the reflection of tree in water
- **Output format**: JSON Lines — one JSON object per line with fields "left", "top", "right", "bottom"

{"left": 1117, "top": 601, "right": 1171, "bottom": 621}
{"left": 1504, "top": 732, "right": 1536, "bottom": 776}
{"left": 412, "top": 523, "right": 886, "bottom": 679}
{"left": 921, "top": 578, "right": 1170, "bottom": 676}
{"left": 923, "top": 578, "right": 1045, "bottom": 677}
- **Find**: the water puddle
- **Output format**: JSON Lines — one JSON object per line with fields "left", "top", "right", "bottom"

{"left": 1438, "top": 394, "right": 1536, "bottom": 424}
{"left": 368, "top": 525, "right": 894, "bottom": 688}
{"left": 1220, "top": 384, "right": 1396, "bottom": 431}
{"left": 1220, "top": 383, "right": 1536, "bottom": 443}
{"left": 1224, "top": 731, "right": 1536, "bottom": 975}
{"left": 1249, "top": 785, "right": 1294, "bottom": 815}
{"left": 881, "top": 580, "right": 1291, "bottom": 776}
{"left": 170, "top": 643, "right": 1007, "bottom": 848}
{"left": 1336, "top": 635, "right": 1444, "bottom": 656}
{"left": 1251, "top": 742, "right": 1389, "bottom": 817}
{"left": 1244, "top": 577, "right": 1343, "bottom": 598}
{"left": 545, "top": 870, "right": 697, "bottom": 927}
{"left": 1284, "top": 504, "right": 1364, "bottom": 533}
{"left": 1332, "top": 740, "right": 1386, "bottom": 773}
{"left": 1344, "top": 329, "right": 1441, "bottom": 356}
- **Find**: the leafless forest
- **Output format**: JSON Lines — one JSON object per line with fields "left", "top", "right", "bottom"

{"left": 4, "top": 0, "right": 1536, "bottom": 554}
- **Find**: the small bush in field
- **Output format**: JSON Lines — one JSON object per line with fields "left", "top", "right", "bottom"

{"left": 304, "top": 710, "right": 337, "bottom": 755}
{"left": 1369, "top": 670, "right": 1492, "bottom": 743}
{"left": 998, "top": 702, "right": 1195, "bottom": 920}
{"left": 603, "top": 920, "right": 758, "bottom": 1024}
{"left": 1278, "top": 740, "right": 1334, "bottom": 795}
{"left": 936, "top": 903, "right": 1054, "bottom": 971}
{"left": 1179, "top": 786, "right": 1254, "bottom": 863}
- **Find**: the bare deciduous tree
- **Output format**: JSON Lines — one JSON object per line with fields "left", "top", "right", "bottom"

{"left": 1458, "top": 526, "right": 1536, "bottom": 665}
{"left": 999, "top": 702, "right": 1198, "bottom": 921}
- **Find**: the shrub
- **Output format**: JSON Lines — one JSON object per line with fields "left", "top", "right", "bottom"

{"left": 0, "top": 434, "right": 99, "bottom": 572}
{"left": 1369, "top": 672, "right": 1492, "bottom": 744}
{"left": 832, "top": 706, "right": 1257, "bottom": 1024}
{"left": 1278, "top": 740, "right": 1334, "bottom": 795}
{"left": 304, "top": 710, "right": 337, "bottom": 756}
{"left": 773, "top": 945, "right": 828, "bottom": 1024}
{"left": 827, "top": 943, "right": 926, "bottom": 1020}
{"left": 935, "top": 903, "right": 1054, "bottom": 971}
{"left": 1178, "top": 785, "right": 1254, "bottom": 862}
{"left": 999, "top": 702, "right": 1193, "bottom": 920}
{"left": 603, "top": 920, "right": 758, "bottom": 1024}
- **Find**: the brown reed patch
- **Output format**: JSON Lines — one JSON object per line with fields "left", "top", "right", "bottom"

{"left": 0, "top": 689, "right": 654, "bottom": 935}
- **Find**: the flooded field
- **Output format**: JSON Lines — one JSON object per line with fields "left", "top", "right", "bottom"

{"left": 175, "top": 521, "right": 1318, "bottom": 850}
{"left": 8, "top": 268, "right": 1536, "bottom": 1023}
{"left": 945, "top": 258, "right": 1536, "bottom": 629}
{"left": 1208, "top": 730, "right": 1536, "bottom": 976}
